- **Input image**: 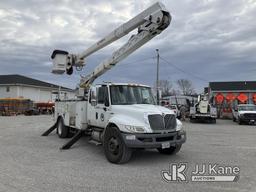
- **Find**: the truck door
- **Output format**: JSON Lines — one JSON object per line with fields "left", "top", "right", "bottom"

{"left": 95, "top": 85, "right": 111, "bottom": 128}
{"left": 87, "top": 85, "right": 111, "bottom": 128}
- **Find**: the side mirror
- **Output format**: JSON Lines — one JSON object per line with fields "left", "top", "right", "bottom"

{"left": 91, "top": 99, "right": 97, "bottom": 106}
{"left": 104, "top": 98, "right": 110, "bottom": 107}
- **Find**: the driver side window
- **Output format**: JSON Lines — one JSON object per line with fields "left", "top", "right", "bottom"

{"left": 97, "top": 86, "right": 109, "bottom": 105}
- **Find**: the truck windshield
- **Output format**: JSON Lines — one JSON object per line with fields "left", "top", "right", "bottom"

{"left": 238, "top": 105, "right": 256, "bottom": 111}
{"left": 110, "top": 85, "right": 156, "bottom": 105}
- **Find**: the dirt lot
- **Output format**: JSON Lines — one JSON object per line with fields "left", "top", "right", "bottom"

{"left": 0, "top": 115, "right": 255, "bottom": 192}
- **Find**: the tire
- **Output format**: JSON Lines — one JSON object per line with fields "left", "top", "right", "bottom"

{"left": 190, "top": 117, "right": 195, "bottom": 123}
{"left": 211, "top": 119, "right": 216, "bottom": 124}
{"left": 237, "top": 118, "right": 242, "bottom": 125}
{"left": 57, "top": 118, "right": 69, "bottom": 138}
{"left": 103, "top": 126, "right": 132, "bottom": 164}
{"left": 157, "top": 144, "right": 182, "bottom": 155}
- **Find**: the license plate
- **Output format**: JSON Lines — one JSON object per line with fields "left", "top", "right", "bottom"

{"left": 161, "top": 142, "right": 170, "bottom": 149}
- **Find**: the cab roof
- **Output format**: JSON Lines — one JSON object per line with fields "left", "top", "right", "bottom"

{"left": 95, "top": 82, "right": 151, "bottom": 88}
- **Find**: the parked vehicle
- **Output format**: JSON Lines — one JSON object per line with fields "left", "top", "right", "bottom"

{"left": 189, "top": 94, "right": 217, "bottom": 123}
{"left": 169, "top": 104, "right": 181, "bottom": 118}
{"left": 232, "top": 104, "right": 256, "bottom": 125}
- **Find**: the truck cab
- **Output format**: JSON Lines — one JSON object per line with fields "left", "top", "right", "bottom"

{"left": 54, "top": 83, "right": 186, "bottom": 163}
{"left": 88, "top": 83, "right": 185, "bottom": 131}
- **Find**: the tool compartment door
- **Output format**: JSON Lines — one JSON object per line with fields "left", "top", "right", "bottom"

{"left": 75, "top": 101, "right": 88, "bottom": 129}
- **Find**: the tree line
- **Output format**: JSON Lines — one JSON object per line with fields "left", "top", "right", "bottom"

{"left": 158, "top": 79, "right": 196, "bottom": 97}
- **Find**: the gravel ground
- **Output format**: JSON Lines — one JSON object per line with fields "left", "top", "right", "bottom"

{"left": 0, "top": 115, "right": 255, "bottom": 192}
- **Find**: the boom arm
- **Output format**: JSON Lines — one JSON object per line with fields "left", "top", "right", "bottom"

{"left": 51, "top": 2, "right": 171, "bottom": 88}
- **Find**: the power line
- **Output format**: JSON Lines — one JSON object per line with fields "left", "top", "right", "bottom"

{"left": 121, "top": 57, "right": 154, "bottom": 65}
{"left": 159, "top": 56, "right": 208, "bottom": 82}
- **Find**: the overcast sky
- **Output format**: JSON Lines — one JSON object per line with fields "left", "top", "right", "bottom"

{"left": 0, "top": 0, "right": 255, "bottom": 92}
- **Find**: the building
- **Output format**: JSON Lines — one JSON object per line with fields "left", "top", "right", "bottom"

{"left": 208, "top": 81, "right": 256, "bottom": 118}
{"left": 0, "top": 74, "right": 75, "bottom": 102}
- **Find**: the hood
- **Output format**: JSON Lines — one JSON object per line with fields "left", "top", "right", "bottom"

{"left": 112, "top": 104, "right": 174, "bottom": 115}
{"left": 110, "top": 104, "right": 176, "bottom": 133}
{"left": 239, "top": 111, "right": 256, "bottom": 115}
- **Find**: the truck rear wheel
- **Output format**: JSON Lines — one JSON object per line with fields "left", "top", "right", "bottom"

{"left": 189, "top": 118, "right": 195, "bottom": 123}
{"left": 211, "top": 119, "right": 216, "bottom": 124}
{"left": 57, "top": 118, "right": 69, "bottom": 138}
{"left": 157, "top": 144, "right": 182, "bottom": 155}
{"left": 103, "top": 126, "right": 132, "bottom": 164}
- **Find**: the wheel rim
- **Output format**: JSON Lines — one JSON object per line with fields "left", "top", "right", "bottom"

{"left": 108, "top": 137, "right": 120, "bottom": 155}
{"left": 58, "top": 121, "right": 62, "bottom": 135}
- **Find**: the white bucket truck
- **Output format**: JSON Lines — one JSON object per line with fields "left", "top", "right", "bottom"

{"left": 42, "top": 2, "right": 186, "bottom": 163}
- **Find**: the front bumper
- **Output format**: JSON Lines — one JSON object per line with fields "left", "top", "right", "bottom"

{"left": 121, "top": 130, "right": 186, "bottom": 149}
{"left": 239, "top": 117, "right": 256, "bottom": 123}
{"left": 191, "top": 113, "right": 217, "bottom": 119}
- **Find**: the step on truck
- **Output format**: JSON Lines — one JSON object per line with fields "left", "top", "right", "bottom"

{"left": 42, "top": 2, "right": 186, "bottom": 164}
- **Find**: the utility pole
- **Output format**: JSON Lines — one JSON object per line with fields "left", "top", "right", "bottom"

{"left": 156, "top": 49, "right": 160, "bottom": 105}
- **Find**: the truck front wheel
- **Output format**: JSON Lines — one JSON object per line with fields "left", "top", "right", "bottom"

{"left": 237, "top": 117, "right": 243, "bottom": 125}
{"left": 157, "top": 144, "right": 182, "bottom": 155}
{"left": 57, "top": 118, "right": 69, "bottom": 138}
{"left": 103, "top": 126, "right": 132, "bottom": 164}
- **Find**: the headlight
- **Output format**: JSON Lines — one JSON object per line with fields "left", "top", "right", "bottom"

{"left": 144, "top": 112, "right": 150, "bottom": 125}
{"left": 121, "top": 124, "right": 146, "bottom": 133}
{"left": 239, "top": 114, "right": 244, "bottom": 118}
{"left": 176, "top": 119, "right": 183, "bottom": 131}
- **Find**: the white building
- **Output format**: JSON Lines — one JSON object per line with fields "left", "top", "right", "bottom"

{"left": 0, "top": 74, "right": 75, "bottom": 102}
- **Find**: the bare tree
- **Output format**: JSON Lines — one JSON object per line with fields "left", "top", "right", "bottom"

{"left": 158, "top": 80, "right": 173, "bottom": 96}
{"left": 170, "top": 89, "right": 181, "bottom": 96}
{"left": 176, "top": 79, "right": 195, "bottom": 95}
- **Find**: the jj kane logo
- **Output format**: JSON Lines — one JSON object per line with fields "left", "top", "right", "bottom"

{"left": 161, "top": 163, "right": 240, "bottom": 182}
{"left": 161, "top": 163, "right": 188, "bottom": 182}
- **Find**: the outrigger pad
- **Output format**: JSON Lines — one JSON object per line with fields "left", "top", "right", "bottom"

{"left": 60, "top": 130, "right": 84, "bottom": 150}
{"left": 41, "top": 123, "right": 57, "bottom": 136}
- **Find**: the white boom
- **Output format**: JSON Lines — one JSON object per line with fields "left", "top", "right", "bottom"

{"left": 51, "top": 2, "right": 171, "bottom": 88}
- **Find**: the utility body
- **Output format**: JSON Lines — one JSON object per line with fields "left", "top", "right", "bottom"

{"left": 43, "top": 2, "right": 186, "bottom": 164}
{"left": 189, "top": 94, "right": 217, "bottom": 123}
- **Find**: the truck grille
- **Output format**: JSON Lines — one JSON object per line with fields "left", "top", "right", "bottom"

{"left": 148, "top": 114, "right": 176, "bottom": 131}
{"left": 243, "top": 113, "right": 256, "bottom": 119}
{"left": 164, "top": 114, "right": 177, "bottom": 129}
